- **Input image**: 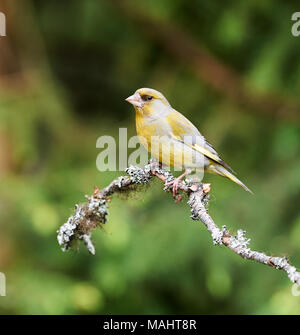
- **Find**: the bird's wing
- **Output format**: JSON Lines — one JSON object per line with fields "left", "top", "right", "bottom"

{"left": 165, "top": 110, "right": 235, "bottom": 173}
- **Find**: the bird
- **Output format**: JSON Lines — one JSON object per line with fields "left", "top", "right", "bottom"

{"left": 125, "top": 88, "right": 252, "bottom": 196}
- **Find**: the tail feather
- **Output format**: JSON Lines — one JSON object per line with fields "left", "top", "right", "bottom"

{"left": 207, "top": 164, "right": 253, "bottom": 194}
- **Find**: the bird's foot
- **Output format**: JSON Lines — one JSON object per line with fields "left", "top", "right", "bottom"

{"left": 165, "top": 172, "right": 187, "bottom": 198}
{"left": 165, "top": 178, "right": 181, "bottom": 198}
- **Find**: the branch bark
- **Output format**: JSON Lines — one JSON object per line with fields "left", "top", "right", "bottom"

{"left": 57, "top": 161, "right": 300, "bottom": 286}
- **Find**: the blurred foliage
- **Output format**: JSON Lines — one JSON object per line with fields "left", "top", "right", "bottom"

{"left": 0, "top": 0, "right": 300, "bottom": 314}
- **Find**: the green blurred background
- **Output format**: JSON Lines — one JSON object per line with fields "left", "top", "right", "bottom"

{"left": 0, "top": 0, "right": 300, "bottom": 314}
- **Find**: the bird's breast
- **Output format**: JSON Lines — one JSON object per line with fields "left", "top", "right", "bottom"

{"left": 136, "top": 113, "right": 172, "bottom": 146}
{"left": 135, "top": 113, "right": 204, "bottom": 169}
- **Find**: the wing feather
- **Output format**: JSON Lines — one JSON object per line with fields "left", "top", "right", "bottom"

{"left": 165, "top": 110, "right": 235, "bottom": 173}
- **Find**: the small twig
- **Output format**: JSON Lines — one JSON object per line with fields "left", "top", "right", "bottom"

{"left": 57, "top": 160, "right": 300, "bottom": 286}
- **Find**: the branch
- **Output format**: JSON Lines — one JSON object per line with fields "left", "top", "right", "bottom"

{"left": 57, "top": 161, "right": 300, "bottom": 286}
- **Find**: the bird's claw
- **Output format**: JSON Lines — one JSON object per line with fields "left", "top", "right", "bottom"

{"left": 165, "top": 178, "right": 181, "bottom": 198}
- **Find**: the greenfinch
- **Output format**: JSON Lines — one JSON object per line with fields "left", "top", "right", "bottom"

{"left": 126, "top": 88, "right": 252, "bottom": 196}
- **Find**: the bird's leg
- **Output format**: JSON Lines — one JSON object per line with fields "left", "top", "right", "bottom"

{"left": 165, "top": 171, "right": 188, "bottom": 197}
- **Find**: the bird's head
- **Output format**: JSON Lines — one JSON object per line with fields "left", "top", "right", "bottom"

{"left": 125, "top": 88, "right": 170, "bottom": 113}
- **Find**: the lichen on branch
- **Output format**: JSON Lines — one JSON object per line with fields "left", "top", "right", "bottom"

{"left": 57, "top": 160, "right": 300, "bottom": 286}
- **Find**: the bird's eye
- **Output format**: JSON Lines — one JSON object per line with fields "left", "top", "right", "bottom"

{"left": 141, "top": 95, "right": 153, "bottom": 101}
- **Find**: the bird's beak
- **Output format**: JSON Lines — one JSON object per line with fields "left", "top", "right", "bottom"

{"left": 125, "top": 93, "right": 144, "bottom": 108}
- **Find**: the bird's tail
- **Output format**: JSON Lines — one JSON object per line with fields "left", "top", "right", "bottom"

{"left": 207, "top": 164, "right": 253, "bottom": 194}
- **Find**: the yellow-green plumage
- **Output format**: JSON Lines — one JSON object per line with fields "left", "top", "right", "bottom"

{"left": 127, "top": 88, "right": 252, "bottom": 193}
